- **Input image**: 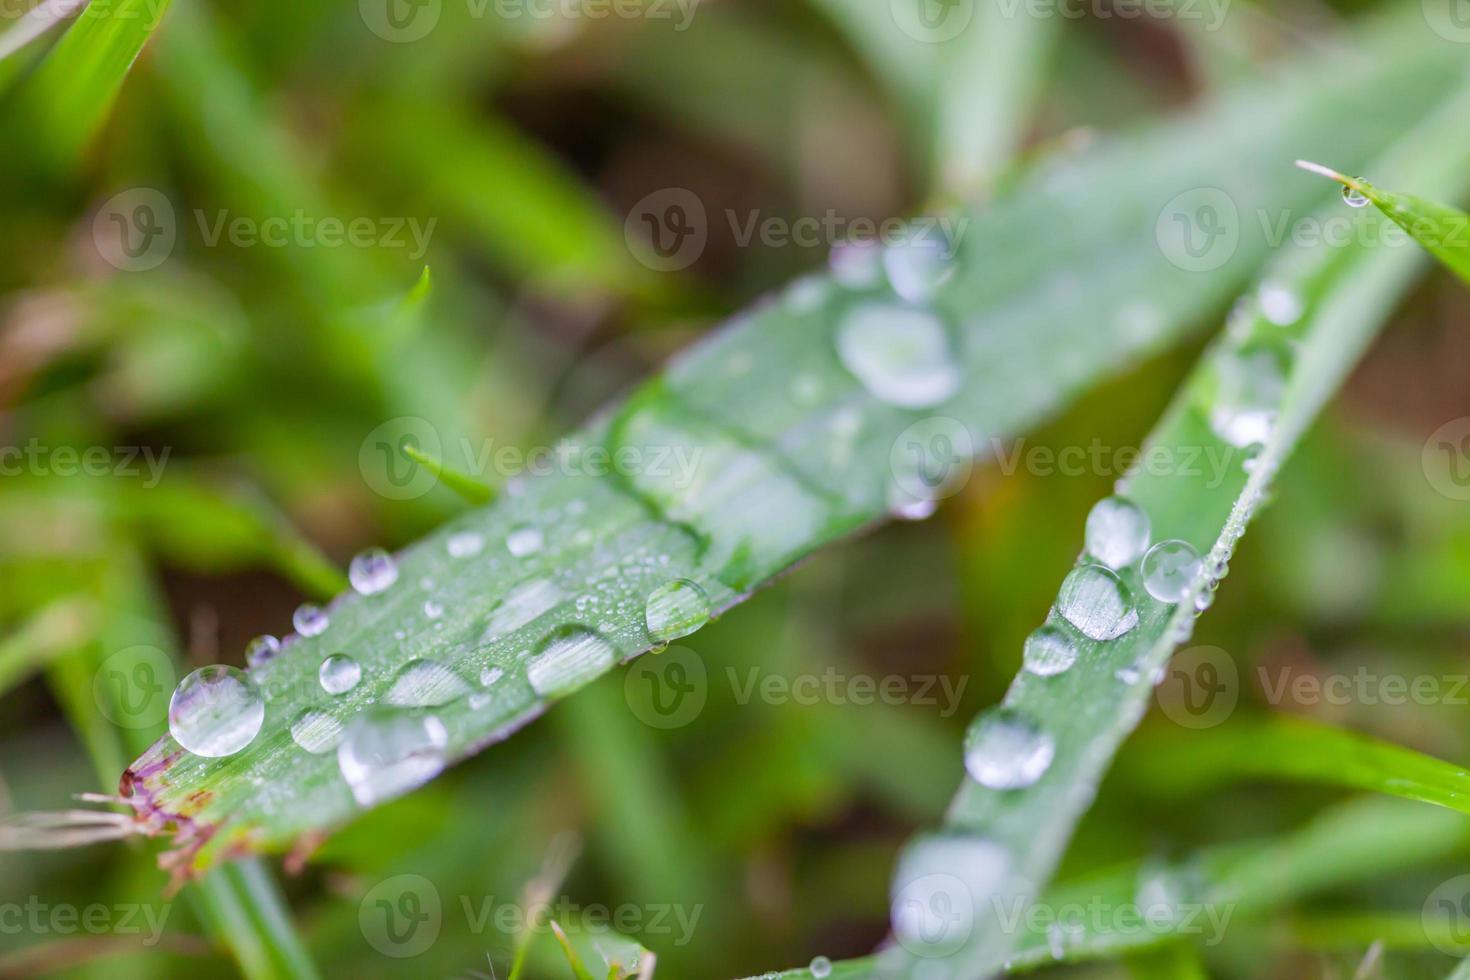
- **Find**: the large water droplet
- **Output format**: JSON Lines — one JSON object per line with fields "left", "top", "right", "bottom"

{"left": 337, "top": 709, "right": 448, "bottom": 807}
{"left": 1343, "top": 182, "right": 1369, "bottom": 208}
{"left": 384, "top": 658, "right": 472, "bottom": 707}
{"left": 527, "top": 626, "right": 616, "bottom": 697}
{"left": 290, "top": 708, "right": 343, "bottom": 754}
{"left": 1141, "top": 540, "right": 1201, "bottom": 604}
{"left": 506, "top": 525, "right": 543, "bottom": 558}
{"left": 1057, "top": 565, "right": 1138, "bottom": 641}
{"left": 1084, "top": 496, "right": 1150, "bottom": 569}
{"left": 644, "top": 579, "right": 711, "bottom": 643}
{"left": 1022, "top": 625, "right": 1078, "bottom": 677}
{"left": 483, "top": 578, "right": 563, "bottom": 639}
{"left": 447, "top": 530, "right": 484, "bottom": 558}
{"left": 1210, "top": 345, "right": 1287, "bottom": 448}
{"left": 829, "top": 239, "right": 883, "bottom": 289}
{"left": 349, "top": 548, "right": 398, "bottom": 595}
{"left": 169, "top": 666, "right": 264, "bottom": 758}
{"left": 319, "top": 654, "right": 362, "bottom": 695}
{"left": 963, "top": 709, "right": 1054, "bottom": 789}
{"left": 245, "top": 635, "right": 280, "bottom": 670}
{"left": 808, "top": 957, "right": 833, "bottom": 979}
{"left": 891, "top": 834, "right": 1011, "bottom": 959}
{"left": 293, "top": 604, "right": 329, "bottom": 638}
{"left": 882, "top": 229, "right": 957, "bottom": 304}
{"left": 479, "top": 667, "right": 503, "bottom": 687}
{"left": 836, "top": 303, "right": 961, "bottom": 408}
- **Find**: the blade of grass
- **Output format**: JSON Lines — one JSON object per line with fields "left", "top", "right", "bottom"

{"left": 1295, "top": 160, "right": 1470, "bottom": 286}
{"left": 0, "top": 0, "right": 87, "bottom": 63}
{"left": 872, "top": 73, "right": 1470, "bottom": 978}
{"left": 115, "top": 16, "right": 1470, "bottom": 872}
{"left": 400, "top": 444, "right": 496, "bottom": 506}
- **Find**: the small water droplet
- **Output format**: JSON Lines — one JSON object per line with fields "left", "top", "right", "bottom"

{"left": 784, "top": 275, "right": 829, "bottom": 315}
{"left": 829, "top": 239, "right": 883, "bottom": 289}
{"left": 1258, "top": 281, "right": 1303, "bottom": 326}
{"left": 349, "top": 547, "right": 398, "bottom": 595}
{"left": 506, "top": 525, "right": 544, "bottom": 558}
{"left": 527, "top": 626, "right": 616, "bottom": 697}
{"left": 1141, "top": 540, "right": 1201, "bottom": 604}
{"left": 1022, "top": 625, "right": 1078, "bottom": 677}
{"left": 168, "top": 666, "right": 264, "bottom": 758}
{"left": 836, "top": 303, "right": 960, "bottom": 408}
{"left": 385, "top": 658, "right": 471, "bottom": 707}
{"left": 319, "top": 654, "right": 362, "bottom": 695}
{"left": 1343, "top": 182, "right": 1369, "bottom": 208}
{"left": 447, "top": 530, "right": 484, "bottom": 558}
{"left": 1084, "top": 496, "right": 1150, "bottom": 569}
{"left": 245, "top": 635, "right": 280, "bottom": 669}
{"left": 886, "top": 480, "right": 941, "bottom": 521}
{"left": 337, "top": 709, "right": 448, "bottom": 807}
{"left": 882, "top": 229, "right": 957, "bottom": 304}
{"left": 1114, "top": 665, "right": 1142, "bottom": 684}
{"left": 423, "top": 599, "right": 444, "bottom": 620}
{"left": 963, "top": 709, "right": 1054, "bottom": 789}
{"left": 644, "top": 579, "right": 711, "bottom": 643}
{"left": 290, "top": 709, "right": 343, "bottom": 754}
{"left": 1242, "top": 443, "right": 1265, "bottom": 474}
{"left": 293, "top": 604, "right": 329, "bottom": 638}
{"left": 1057, "top": 565, "right": 1138, "bottom": 641}
{"left": 809, "top": 956, "right": 833, "bottom": 979}
{"left": 479, "top": 667, "right": 503, "bottom": 687}
{"left": 1209, "top": 344, "right": 1287, "bottom": 448}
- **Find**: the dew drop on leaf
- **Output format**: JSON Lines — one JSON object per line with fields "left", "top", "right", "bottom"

{"left": 384, "top": 658, "right": 471, "bottom": 708}
{"left": 169, "top": 666, "right": 264, "bottom": 758}
{"left": 319, "top": 654, "right": 362, "bottom": 695}
{"left": 292, "top": 604, "right": 329, "bottom": 638}
{"left": 337, "top": 709, "right": 448, "bottom": 807}
{"left": 348, "top": 547, "right": 398, "bottom": 595}
{"left": 527, "top": 626, "right": 616, "bottom": 698}
{"left": 1209, "top": 344, "right": 1288, "bottom": 448}
{"left": 447, "top": 530, "right": 484, "bottom": 558}
{"left": 244, "top": 634, "right": 280, "bottom": 669}
{"left": 1083, "top": 496, "right": 1150, "bottom": 569}
{"left": 836, "top": 303, "right": 961, "bottom": 409}
{"left": 506, "top": 525, "right": 544, "bottom": 558}
{"left": 1258, "top": 280, "right": 1303, "bottom": 326}
{"left": 1022, "top": 624, "right": 1078, "bottom": 677}
{"left": 828, "top": 239, "right": 883, "bottom": 289}
{"left": 290, "top": 708, "right": 343, "bottom": 754}
{"left": 808, "top": 957, "right": 833, "bottom": 979}
{"left": 1343, "top": 182, "right": 1370, "bottom": 208}
{"left": 963, "top": 709, "right": 1055, "bottom": 789}
{"left": 882, "top": 229, "right": 957, "bottom": 304}
{"left": 1142, "top": 540, "right": 1201, "bottom": 603}
{"left": 644, "top": 578, "right": 712, "bottom": 643}
{"left": 1057, "top": 565, "right": 1138, "bottom": 641}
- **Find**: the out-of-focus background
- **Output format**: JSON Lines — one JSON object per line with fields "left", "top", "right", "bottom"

{"left": 2, "top": 0, "right": 1470, "bottom": 976}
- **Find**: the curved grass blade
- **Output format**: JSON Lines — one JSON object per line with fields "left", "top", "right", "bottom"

{"left": 0, "top": 0, "right": 86, "bottom": 64}
{"left": 871, "top": 75, "right": 1470, "bottom": 979}
{"left": 1295, "top": 160, "right": 1470, "bottom": 287}
{"left": 116, "top": 20, "right": 1470, "bottom": 874}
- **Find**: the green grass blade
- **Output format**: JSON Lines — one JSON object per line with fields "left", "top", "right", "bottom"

{"left": 1126, "top": 943, "right": 1209, "bottom": 980}
{"left": 192, "top": 859, "right": 321, "bottom": 980}
{"left": 874, "top": 75, "right": 1470, "bottom": 979}
{"left": 400, "top": 443, "right": 496, "bottom": 506}
{"left": 1296, "top": 159, "right": 1470, "bottom": 287}
{"left": 0, "top": 0, "right": 86, "bottom": 63}
{"left": 114, "top": 22, "right": 1469, "bottom": 873}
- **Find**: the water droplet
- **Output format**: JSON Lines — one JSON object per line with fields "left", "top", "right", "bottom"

{"left": 1084, "top": 496, "right": 1150, "bottom": 569}
{"left": 1258, "top": 281, "right": 1303, "bottom": 326}
{"left": 963, "top": 709, "right": 1054, "bottom": 789}
{"left": 1242, "top": 443, "right": 1265, "bottom": 474}
{"left": 337, "top": 709, "right": 448, "bottom": 807}
{"left": 483, "top": 577, "right": 563, "bottom": 639}
{"left": 644, "top": 579, "right": 711, "bottom": 643}
{"left": 882, "top": 229, "right": 957, "bottom": 303}
{"left": 349, "top": 547, "right": 398, "bottom": 595}
{"left": 1114, "top": 665, "right": 1142, "bottom": 684}
{"left": 1343, "top": 182, "right": 1369, "bottom": 208}
{"left": 479, "top": 667, "right": 503, "bottom": 687}
{"left": 319, "top": 654, "right": 362, "bottom": 695}
{"left": 891, "top": 834, "right": 1011, "bottom": 958}
{"left": 168, "top": 666, "right": 264, "bottom": 758}
{"left": 423, "top": 599, "right": 443, "bottom": 620}
{"left": 829, "top": 239, "right": 883, "bottom": 289}
{"left": 1057, "top": 565, "right": 1138, "bottom": 641}
{"left": 506, "top": 525, "right": 544, "bottom": 558}
{"left": 245, "top": 635, "right": 280, "bottom": 669}
{"left": 447, "top": 530, "right": 484, "bottom": 558}
{"left": 886, "top": 480, "right": 940, "bottom": 521}
{"left": 1209, "top": 345, "right": 1287, "bottom": 448}
{"left": 385, "top": 658, "right": 471, "bottom": 707}
{"left": 809, "top": 957, "right": 833, "bottom": 979}
{"left": 784, "top": 276, "right": 829, "bottom": 315}
{"left": 1141, "top": 540, "right": 1201, "bottom": 604}
{"left": 527, "top": 626, "right": 616, "bottom": 697}
{"left": 290, "top": 709, "right": 343, "bottom": 754}
{"left": 1022, "top": 625, "right": 1078, "bottom": 677}
{"left": 836, "top": 303, "right": 960, "bottom": 408}
{"left": 293, "top": 604, "right": 329, "bottom": 638}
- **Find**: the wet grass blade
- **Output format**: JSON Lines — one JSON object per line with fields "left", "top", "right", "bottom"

{"left": 1295, "top": 160, "right": 1470, "bottom": 286}
{"left": 114, "top": 17, "right": 1470, "bottom": 874}
{"left": 871, "top": 76, "right": 1470, "bottom": 978}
